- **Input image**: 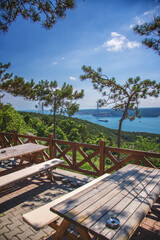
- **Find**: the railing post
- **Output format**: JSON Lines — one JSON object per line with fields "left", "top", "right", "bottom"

{"left": 99, "top": 140, "right": 105, "bottom": 176}
{"left": 0, "top": 132, "right": 3, "bottom": 148}
{"left": 73, "top": 143, "right": 76, "bottom": 169}
{"left": 49, "top": 134, "right": 54, "bottom": 159}
{"left": 13, "top": 130, "right": 18, "bottom": 146}
{"left": 134, "top": 155, "right": 140, "bottom": 165}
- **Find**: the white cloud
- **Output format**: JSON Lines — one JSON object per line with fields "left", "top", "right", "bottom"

{"left": 70, "top": 76, "right": 76, "bottom": 81}
{"left": 130, "top": 5, "right": 160, "bottom": 29}
{"left": 111, "top": 32, "right": 121, "bottom": 37}
{"left": 103, "top": 32, "right": 140, "bottom": 52}
{"left": 52, "top": 61, "right": 58, "bottom": 65}
{"left": 51, "top": 57, "right": 65, "bottom": 66}
{"left": 127, "top": 41, "right": 141, "bottom": 49}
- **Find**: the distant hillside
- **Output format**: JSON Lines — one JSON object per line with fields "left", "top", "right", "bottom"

{"left": 19, "top": 111, "right": 160, "bottom": 144}
{"left": 70, "top": 116, "right": 160, "bottom": 143}
{"left": 76, "top": 108, "right": 160, "bottom": 117}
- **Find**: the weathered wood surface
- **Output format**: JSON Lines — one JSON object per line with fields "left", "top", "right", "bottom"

{"left": 0, "top": 143, "right": 48, "bottom": 162}
{"left": 50, "top": 164, "right": 160, "bottom": 240}
{"left": 0, "top": 158, "right": 64, "bottom": 190}
{"left": 23, "top": 171, "right": 110, "bottom": 230}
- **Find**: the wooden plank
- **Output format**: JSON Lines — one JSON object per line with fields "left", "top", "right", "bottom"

{"left": 101, "top": 169, "right": 160, "bottom": 240}
{"left": 106, "top": 154, "right": 135, "bottom": 173}
{"left": 140, "top": 156, "right": 155, "bottom": 168}
{"left": 77, "top": 149, "right": 99, "bottom": 172}
{"left": 50, "top": 165, "right": 143, "bottom": 232}
{"left": 70, "top": 166, "right": 150, "bottom": 229}
{"left": 0, "top": 159, "right": 64, "bottom": 190}
{"left": 0, "top": 143, "right": 48, "bottom": 161}
{"left": 23, "top": 171, "right": 112, "bottom": 230}
{"left": 105, "top": 146, "right": 160, "bottom": 158}
{"left": 91, "top": 167, "right": 158, "bottom": 237}
{"left": 111, "top": 183, "right": 160, "bottom": 240}
{"left": 0, "top": 162, "right": 32, "bottom": 177}
{"left": 51, "top": 164, "right": 138, "bottom": 215}
{"left": 50, "top": 164, "right": 135, "bottom": 214}
{"left": 105, "top": 150, "right": 119, "bottom": 165}
{"left": 50, "top": 165, "right": 160, "bottom": 240}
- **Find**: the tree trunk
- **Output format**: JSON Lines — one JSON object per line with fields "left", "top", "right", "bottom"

{"left": 53, "top": 100, "right": 56, "bottom": 139}
{"left": 117, "top": 117, "right": 123, "bottom": 149}
{"left": 53, "top": 100, "right": 57, "bottom": 157}
{"left": 117, "top": 98, "right": 131, "bottom": 160}
{"left": 117, "top": 117, "right": 123, "bottom": 161}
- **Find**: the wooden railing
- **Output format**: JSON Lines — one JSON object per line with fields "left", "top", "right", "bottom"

{"left": 0, "top": 130, "right": 160, "bottom": 176}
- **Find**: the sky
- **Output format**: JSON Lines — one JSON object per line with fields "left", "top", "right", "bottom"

{"left": 1, "top": 0, "right": 160, "bottom": 110}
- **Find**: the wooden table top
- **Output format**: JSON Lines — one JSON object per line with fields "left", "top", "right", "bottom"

{"left": 50, "top": 164, "right": 160, "bottom": 240}
{"left": 0, "top": 143, "right": 48, "bottom": 162}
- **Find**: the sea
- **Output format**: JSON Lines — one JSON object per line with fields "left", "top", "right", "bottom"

{"left": 24, "top": 109, "right": 160, "bottom": 134}
{"left": 73, "top": 114, "right": 160, "bottom": 134}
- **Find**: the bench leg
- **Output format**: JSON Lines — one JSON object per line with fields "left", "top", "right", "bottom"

{"left": 47, "top": 169, "right": 54, "bottom": 182}
{"left": 51, "top": 219, "right": 71, "bottom": 240}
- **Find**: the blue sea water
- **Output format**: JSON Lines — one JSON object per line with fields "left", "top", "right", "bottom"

{"left": 73, "top": 114, "right": 160, "bottom": 134}
{"left": 23, "top": 109, "right": 160, "bottom": 134}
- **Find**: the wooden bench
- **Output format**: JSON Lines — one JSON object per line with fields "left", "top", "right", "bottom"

{"left": 22, "top": 173, "right": 110, "bottom": 239}
{"left": 0, "top": 158, "right": 64, "bottom": 191}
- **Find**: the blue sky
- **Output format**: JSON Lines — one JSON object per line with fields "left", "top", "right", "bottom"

{"left": 1, "top": 0, "right": 160, "bottom": 110}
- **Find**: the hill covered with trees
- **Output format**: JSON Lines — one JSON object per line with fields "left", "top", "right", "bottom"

{"left": 1, "top": 104, "right": 160, "bottom": 154}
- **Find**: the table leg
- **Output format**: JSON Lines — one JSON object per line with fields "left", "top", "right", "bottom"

{"left": 77, "top": 226, "right": 91, "bottom": 240}
{"left": 51, "top": 219, "right": 71, "bottom": 240}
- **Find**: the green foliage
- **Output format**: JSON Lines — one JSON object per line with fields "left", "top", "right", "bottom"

{"left": 122, "top": 135, "right": 160, "bottom": 152}
{"left": 1, "top": 106, "right": 160, "bottom": 168}
{"left": 1, "top": 75, "right": 36, "bottom": 100}
{"left": 122, "top": 136, "right": 160, "bottom": 167}
{"left": 35, "top": 80, "right": 84, "bottom": 115}
{"left": 134, "top": 16, "right": 160, "bottom": 55}
{"left": 34, "top": 80, "right": 84, "bottom": 138}
{"left": 44, "top": 125, "right": 68, "bottom": 141}
{"left": 68, "top": 128, "right": 81, "bottom": 142}
{"left": 19, "top": 110, "right": 160, "bottom": 146}
{"left": 0, "top": 0, "right": 75, "bottom": 33}
{"left": 80, "top": 65, "right": 160, "bottom": 148}
{"left": 0, "top": 104, "right": 34, "bottom": 134}
{"left": 0, "top": 62, "right": 12, "bottom": 100}
{"left": 1, "top": 76, "right": 84, "bottom": 139}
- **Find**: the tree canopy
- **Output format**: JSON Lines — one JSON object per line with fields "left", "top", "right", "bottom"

{"left": 0, "top": 0, "right": 75, "bottom": 32}
{"left": 0, "top": 103, "right": 34, "bottom": 133}
{"left": 0, "top": 67, "right": 36, "bottom": 101}
{"left": 35, "top": 79, "right": 84, "bottom": 138}
{"left": 1, "top": 77, "right": 84, "bottom": 138}
{"left": 134, "top": 16, "right": 160, "bottom": 55}
{"left": 80, "top": 65, "right": 160, "bottom": 148}
{"left": 0, "top": 62, "right": 13, "bottom": 101}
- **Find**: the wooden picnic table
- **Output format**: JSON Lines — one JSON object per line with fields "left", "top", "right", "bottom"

{"left": 50, "top": 164, "right": 160, "bottom": 240}
{"left": 0, "top": 143, "right": 48, "bottom": 176}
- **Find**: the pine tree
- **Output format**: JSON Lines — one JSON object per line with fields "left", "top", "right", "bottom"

{"left": 134, "top": 16, "right": 160, "bottom": 55}
{"left": 81, "top": 65, "right": 160, "bottom": 148}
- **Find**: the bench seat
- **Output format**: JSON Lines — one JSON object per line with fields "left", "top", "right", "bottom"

{"left": 0, "top": 158, "right": 64, "bottom": 191}
{"left": 23, "top": 172, "right": 110, "bottom": 230}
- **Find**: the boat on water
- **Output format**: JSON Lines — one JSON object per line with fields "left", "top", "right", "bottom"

{"left": 99, "top": 119, "right": 108, "bottom": 122}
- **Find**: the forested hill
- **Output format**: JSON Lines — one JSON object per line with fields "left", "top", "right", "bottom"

{"left": 1, "top": 104, "right": 160, "bottom": 154}
{"left": 18, "top": 110, "right": 160, "bottom": 145}
{"left": 76, "top": 108, "right": 160, "bottom": 117}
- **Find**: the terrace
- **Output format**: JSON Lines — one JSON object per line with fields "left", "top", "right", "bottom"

{"left": 0, "top": 131, "right": 160, "bottom": 240}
